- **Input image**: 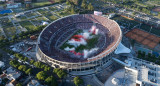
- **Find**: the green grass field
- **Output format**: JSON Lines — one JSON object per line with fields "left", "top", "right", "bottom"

{"left": 36, "top": 16, "right": 48, "bottom": 21}
{"left": 25, "top": 12, "right": 37, "bottom": 18}
{"left": 47, "top": 15, "right": 58, "bottom": 21}
{"left": 48, "top": 6, "right": 57, "bottom": 11}
{"left": 19, "top": 21, "right": 35, "bottom": 31}
{"left": 56, "top": 10, "right": 73, "bottom": 17}
{"left": 60, "top": 30, "right": 100, "bottom": 53}
{"left": 32, "top": 1, "right": 52, "bottom": 8}
{"left": 3, "top": 27, "right": 16, "bottom": 38}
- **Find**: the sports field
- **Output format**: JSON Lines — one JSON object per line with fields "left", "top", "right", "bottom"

{"left": 125, "top": 28, "right": 160, "bottom": 49}
{"left": 111, "top": 15, "right": 160, "bottom": 36}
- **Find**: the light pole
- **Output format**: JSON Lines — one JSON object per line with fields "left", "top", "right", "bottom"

{"left": 149, "top": 26, "right": 152, "bottom": 33}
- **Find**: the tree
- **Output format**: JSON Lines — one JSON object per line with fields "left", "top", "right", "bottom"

{"left": 158, "top": 12, "right": 160, "bottom": 18}
{"left": 53, "top": 68, "right": 61, "bottom": 74}
{"left": 30, "top": 60, "right": 35, "bottom": 64}
{"left": 25, "top": 68, "right": 32, "bottom": 75}
{"left": 53, "top": 68, "right": 67, "bottom": 78}
{"left": 0, "top": 53, "right": 2, "bottom": 59}
{"left": 12, "top": 35, "right": 17, "bottom": 39}
{"left": 16, "top": 83, "right": 22, "bottom": 86}
{"left": 44, "top": 66, "right": 51, "bottom": 71}
{"left": 131, "top": 39, "right": 135, "bottom": 47}
{"left": 59, "top": 0, "right": 64, "bottom": 3}
{"left": 45, "top": 76, "right": 57, "bottom": 86}
{"left": 9, "top": 60, "right": 20, "bottom": 68}
{"left": 88, "top": 3, "right": 94, "bottom": 11}
{"left": 36, "top": 71, "right": 47, "bottom": 80}
{"left": 34, "top": 61, "right": 42, "bottom": 68}
{"left": 87, "top": 85, "right": 91, "bottom": 86}
{"left": 18, "top": 65, "right": 27, "bottom": 71}
{"left": 57, "top": 69, "right": 67, "bottom": 78}
{"left": 81, "top": 0, "right": 87, "bottom": 9}
{"left": 73, "top": 76, "right": 83, "bottom": 86}
{"left": 70, "top": 7, "right": 75, "bottom": 14}
{"left": 66, "top": 0, "right": 70, "bottom": 5}
{"left": 24, "top": 57, "right": 28, "bottom": 62}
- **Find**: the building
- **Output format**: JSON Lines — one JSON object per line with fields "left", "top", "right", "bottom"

{"left": 113, "top": 57, "right": 160, "bottom": 86}
{"left": 3, "top": 67, "right": 21, "bottom": 80}
{"left": 27, "top": 80, "right": 43, "bottom": 86}
{"left": 6, "top": 3, "right": 21, "bottom": 9}
{"left": 104, "top": 67, "right": 142, "bottom": 86}
{"left": 36, "top": 14, "right": 122, "bottom": 74}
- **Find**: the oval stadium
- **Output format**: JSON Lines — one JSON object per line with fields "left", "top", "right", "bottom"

{"left": 36, "top": 14, "right": 122, "bottom": 74}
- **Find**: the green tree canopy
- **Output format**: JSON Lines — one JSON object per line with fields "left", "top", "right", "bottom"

{"left": 53, "top": 68, "right": 67, "bottom": 78}
{"left": 33, "top": 61, "right": 42, "bottom": 68}
{"left": 45, "top": 76, "right": 57, "bottom": 86}
{"left": 74, "top": 76, "right": 83, "bottom": 86}
{"left": 16, "top": 83, "right": 22, "bottom": 86}
{"left": 44, "top": 66, "right": 51, "bottom": 71}
{"left": 9, "top": 60, "right": 20, "bottom": 68}
{"left": 81, "top": 0, "right": 87, "bottom": 9}
{"left": 70, "top": 7, "right": 75, "bottom": 14}
{"left": 30, "top": 60, "right": 35, "bottom": 64}
{"left": 36, "top": 71, "right": 47, "bottom": 80}
{"left": 24, "top": 57, "right": 28, "bottom": 62}
{"left": 25, "top": 68, "right": 32, "bottom": 75}
{"left": 18, "top": 65, "right": 27, "bottom": 71}
{"left": 88, "top": 3, "right": 94, "bottom": 11}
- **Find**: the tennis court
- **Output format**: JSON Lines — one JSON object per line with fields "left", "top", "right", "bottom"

{"left": 125, "top": 28, "right": 160, "bottom": 49}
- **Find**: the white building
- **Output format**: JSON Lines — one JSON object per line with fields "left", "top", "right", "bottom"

{"left": 113, "top": 57, "right": 160, "bottom": 86}
{"left": 3, "top": 67, "right": 21, "bottom": 80}
{"left": 27, "top": 80, "right": 43, "bottom": 86}
{"left": 6, "top": 3, "right": 21, "bottom": 9}
{"left": 104, "top": 67, "right": 142, "bottom": 86}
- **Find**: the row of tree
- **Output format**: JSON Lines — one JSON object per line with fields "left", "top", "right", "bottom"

{"left": 9, "top": 60, "right": 32, "bottom": 75}
{"left": 66, "top": 0, "right": 94, "bottom": 13}
{"left": 0, "top": 25, "right": 46, "bottom": 48}
{"left": 137, "top": 50, "right": 160, "bottom": 65}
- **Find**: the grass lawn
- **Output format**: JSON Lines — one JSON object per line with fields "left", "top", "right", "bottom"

{"left": 25, "top": 12, "right": 37, "bottom": 18}
{"left": 37, "top": 9, "right": 53, "bottom": 16}
{"left": 31, "top": 19, "right": 41, "bottom": 26}
{"left": 0, "top": 18, "right": 12, "bottom": 26}
{"left": 36, "top": 16, "right": 48, "bottom": 22}
{"left": 32, "top": 1, "right": 52, "bottom": 8}
{"left": 37, "top": 9, "right": 45, "bottom": 14}
{"left": 18, "top": 15, "right": 27, "bottom": 21}
{"left": 48, "top": 6, "right": 57, "bottom": 11}
{"left": 3, "top": 26, "right": 16, "bottom": 38}
{"left": 47, "top": 15, "right": 58, "bottom": 21}
{"left": 56, "top": 10, "right": 73, "bottom": 17}
{"left": 60, "top": 30, "right": 100, "bottom": 53}
{"left": 19, "top": 21, "right": 36, "bottom": 31}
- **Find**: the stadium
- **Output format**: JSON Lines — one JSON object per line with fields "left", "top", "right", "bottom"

{"left": 36, "top": 14, "right": 122, "bottom": 73}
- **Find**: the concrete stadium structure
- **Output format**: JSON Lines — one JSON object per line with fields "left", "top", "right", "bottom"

{"left": 36, "top": 14, "right": 122, "bottom": 73}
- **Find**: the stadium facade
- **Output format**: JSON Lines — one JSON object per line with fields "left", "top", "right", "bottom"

{"left": 36, "top": 14, "right": 122, "bottom": 73}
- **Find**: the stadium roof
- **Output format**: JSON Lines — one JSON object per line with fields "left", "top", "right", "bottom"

{"left": 114, "top": 42, "right": 131, "bottom": 54}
